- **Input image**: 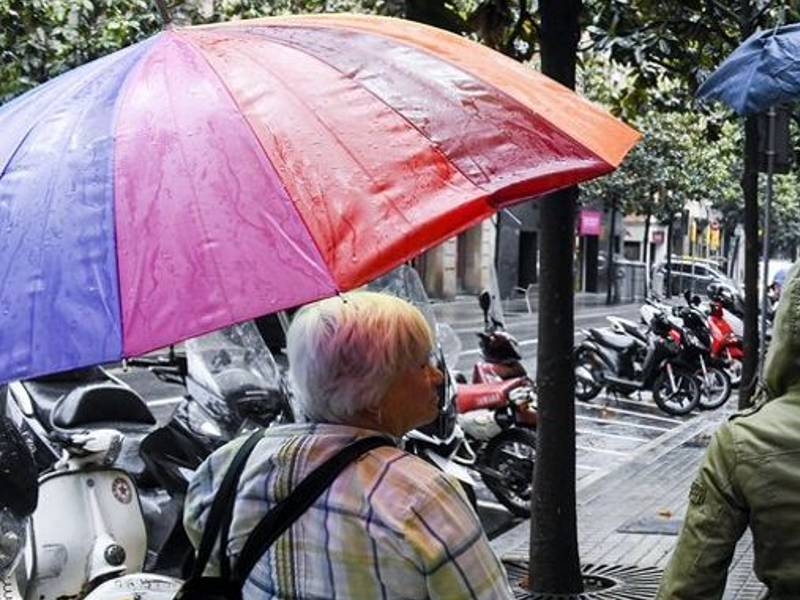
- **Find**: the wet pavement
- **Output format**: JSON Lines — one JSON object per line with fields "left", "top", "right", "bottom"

{"left": 491, "top": 401, "right": 765, "bottom": 599}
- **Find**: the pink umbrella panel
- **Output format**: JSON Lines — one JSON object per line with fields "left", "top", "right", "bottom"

{"left": 0, "top": 14, "right": 640, "bottom": 383}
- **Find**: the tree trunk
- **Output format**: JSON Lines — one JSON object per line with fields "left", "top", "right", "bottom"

{"left": 529, "top": 0, "right": 583, "bottom": 594}
{"left": 740, "top": 115, "right": 760, "bottom": 408}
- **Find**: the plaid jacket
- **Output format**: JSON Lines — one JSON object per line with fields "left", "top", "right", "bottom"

{"left": 184, "top": 423, "right": 514, "bottom": 599}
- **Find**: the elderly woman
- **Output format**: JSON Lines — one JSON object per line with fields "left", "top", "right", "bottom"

{"left": 184, "top": 291, "right": 513, "bottom": 599}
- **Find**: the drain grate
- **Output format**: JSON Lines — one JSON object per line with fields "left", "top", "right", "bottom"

{"left": 503, "top": 560, "right": 663, "bottom": 599}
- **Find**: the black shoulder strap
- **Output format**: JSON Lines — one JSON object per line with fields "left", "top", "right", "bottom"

{"left": 232, "top": 435, "right": 394, "bottom": 583}
{"left": 191, "top": 428, "right": 264, "bottom": 580}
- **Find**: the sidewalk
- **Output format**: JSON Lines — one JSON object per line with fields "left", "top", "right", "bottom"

{"left": 491, "top": 405, "right": 766, "bottom": 599}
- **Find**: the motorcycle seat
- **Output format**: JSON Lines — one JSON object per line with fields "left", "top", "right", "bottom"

{"left": 51, "top": 383, "right": 156, "bottom": 430}
{"left": 456, "top": 378, "right": 527, "bottom": 413}
{"left": 589, "top": 328, "right": 638, "bottom": 352}
{"left": 23, "top": 367, "right": 108, "bottom": 431}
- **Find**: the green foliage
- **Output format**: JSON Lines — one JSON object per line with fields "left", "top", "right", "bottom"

{"left": 584, "top": 0, "right": 800, "bottom": 110}
{"left": 581, "top": 105, "right": 741, "bottom": 225}
{"left": 764, "top": 173, "right": 800, "bottom": 257}
{"left": 0, "top": 0, "right": 168, "bottom": 102}
{"left": 581, "top": 1, "right": 800, "bottom": 253}
{"left": 0, "top": 0, "right": 546, "bottom": 104}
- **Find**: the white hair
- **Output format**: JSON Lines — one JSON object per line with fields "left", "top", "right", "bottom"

{"left": 286, "top": 291, "right": 434, "bottom": 424}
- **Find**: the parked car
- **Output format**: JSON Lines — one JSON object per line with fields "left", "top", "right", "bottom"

{"left": 652, "top": 258, "right": 738, "bottom": 297}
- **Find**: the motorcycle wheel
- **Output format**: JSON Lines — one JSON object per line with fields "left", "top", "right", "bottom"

{"left": 574, "top": 349, "right": 603, "bottom": 402}
{"left": 481, "top": 428, "right": 536, "bottom": 518}
{"left": 696, "top": 367, "right": 731, "bottom": 410}
{"left": 653, "top": 367, "right": 701, "bottom": 416}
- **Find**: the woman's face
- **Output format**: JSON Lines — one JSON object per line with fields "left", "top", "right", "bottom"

{"left": 379, "top": 348, "right": 444, "bottom": 436}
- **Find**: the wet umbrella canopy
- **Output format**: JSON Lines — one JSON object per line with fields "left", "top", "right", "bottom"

{"left": 696, "top": 23, "right": 800, "bottom": 115}
{"left": 0, "top": 15, "right": 639, "bottom": 384}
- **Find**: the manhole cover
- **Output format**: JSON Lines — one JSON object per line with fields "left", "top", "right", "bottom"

{"left": 503, "top": 560, "right": 663, "bottom": 599}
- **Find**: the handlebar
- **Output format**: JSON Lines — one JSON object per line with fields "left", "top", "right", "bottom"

{"left": 124, "top": 353, "right": 187, "bottom": 385}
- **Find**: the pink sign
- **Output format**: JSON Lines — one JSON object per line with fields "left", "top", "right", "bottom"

{"left": 579, "top": 210, "right": 602, "bottom": 236}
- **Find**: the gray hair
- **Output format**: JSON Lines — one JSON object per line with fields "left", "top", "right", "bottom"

{"left": 286, "top": 291, "right": 434, "bottom": 424}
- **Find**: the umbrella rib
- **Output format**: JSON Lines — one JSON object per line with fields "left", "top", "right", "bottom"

{"left": 233, "top": 27, "right": 486, "bottom": 195}
{"left": 254, "top": 18, "right": 625, "bottom": 170}
{"left": 0, "top": 41, "right": 151, "bottom": 181}
{"left": 172, "top": 29, "right": 342, "bottom": 293}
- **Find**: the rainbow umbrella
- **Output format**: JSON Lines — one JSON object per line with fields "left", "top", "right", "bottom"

{"left": 0, "top": 15, "right": 639, "bottom": 384}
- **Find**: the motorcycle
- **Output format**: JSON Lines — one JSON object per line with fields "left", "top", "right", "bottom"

{"left": 2, "top": 371, "right": 154, "bottom": 598}
{"left": 454, "top": 376, "right": 536, "bottom": 517}
{"left": 672, "top": 292, "right": 732, "bottom": 410}
{"left": 0, "top": 406, "right": 38, "bottom": 595}
{"left": 706, "top": 288, "right": 745, "bottom": 388}
{"left": 471, "top": 286, "right": 527, "bottom": 384}
{"left": 575, "top": 311, "right": 702, "bottom": 416}
{"left": 128, "top": 321, "right": 291, "bottom": 575}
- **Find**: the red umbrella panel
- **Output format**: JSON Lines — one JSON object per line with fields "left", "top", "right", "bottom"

{"left": 0, "top": 14, "right": 640, "bottom": 383}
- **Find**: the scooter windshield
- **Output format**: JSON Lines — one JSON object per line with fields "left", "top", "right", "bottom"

{"left": 366, "top": 265, "right": 462, "bottom": 366}
{"left": 366, "top": 265, "right": 437, "bottom": 337}
{"left": 185, "top": 321, "right": 279, "bottom": 399}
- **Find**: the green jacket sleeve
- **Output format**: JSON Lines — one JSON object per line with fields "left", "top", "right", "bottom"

{"left": 657, "top": 424, "right": 748, "bottom": 600}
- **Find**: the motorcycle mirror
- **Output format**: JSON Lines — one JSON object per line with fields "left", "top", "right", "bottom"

{"left": 0, "top": 410, "right": 37, "bottom": 518}
{"left": 683, "top": 289, "right": 692, "bottom": 304}
{"left": 691, "top": 294, "right": 702, "bottom": 306}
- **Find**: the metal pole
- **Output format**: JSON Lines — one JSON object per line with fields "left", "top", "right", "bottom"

{"left": 666, "top": 218, "right": 673, "bottom": 299}
{"left": 760, "top": 106, "right": 776, "bottom": 372}
{"left": 606, "top": 198, "right": 617, "bottom": 305}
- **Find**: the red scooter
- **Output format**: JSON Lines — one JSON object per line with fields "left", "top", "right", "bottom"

{"left": 707, "top": 298, "right": 743, "bottom": 388}
{"left": 471, "top": 290, "right": 528, "bottom": 383}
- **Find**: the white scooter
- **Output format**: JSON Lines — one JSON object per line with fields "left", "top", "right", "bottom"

{"left": 2, "top": 380, "right": 153, "bottom": 599}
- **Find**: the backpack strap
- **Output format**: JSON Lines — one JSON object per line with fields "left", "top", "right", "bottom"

{"left": 191, "top": 428, "right": 264, "bottom": 580}
{"left": 232, "top": 435, "right": 394, "bottom": 583}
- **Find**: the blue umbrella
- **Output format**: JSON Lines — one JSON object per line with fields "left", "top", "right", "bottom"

{"left": 696, "top": 23, "right": 800, "bottom": 115}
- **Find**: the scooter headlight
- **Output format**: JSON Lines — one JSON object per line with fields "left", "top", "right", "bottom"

{"left": 0, "top": 507, "right": 26, "bottom": 578}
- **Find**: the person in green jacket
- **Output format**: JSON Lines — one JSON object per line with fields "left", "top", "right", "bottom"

{"left": 657, "top": 261, "right": 800, "bottom": 599}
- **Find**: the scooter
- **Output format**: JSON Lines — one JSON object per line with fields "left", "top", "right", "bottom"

{"left": 127, "top": 320, "right": 291, "bottom": 575}
{"left": 0, "top": 407, "right": 38, "bottom": 594}
{"left": 455, "top": 377, "right": 536, "bottom": 517}
{"left": 472, "top": 290, "right": 527, "bottom": 383}
{"left": 575, "top": 311, "right": 701, "bottom": 416}
{"left": 707, "top": 288, "right": 744, "bottom": 387}
{"left": 2, "top": 375, "right": 153, "bottom": 599}
{"left": 672, "top": 292, "right": 732, "bottom": 410}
